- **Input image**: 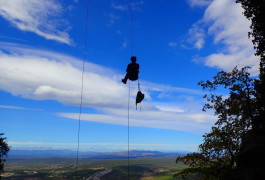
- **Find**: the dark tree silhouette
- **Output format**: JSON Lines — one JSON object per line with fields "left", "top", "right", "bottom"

{"left": 236, "top": 0, "right": 265, "bottom": 132}
{"left": 174, "top": 67, "right": 255, "bottom": 180}
{"left": 175, "top": 1, "right": 265, "bottom": 179}
{"left": 0, "top": 133, "right": 10, "bottom": 178}
{"left": 233, "top": 1, "right": 265, "bottom": 179}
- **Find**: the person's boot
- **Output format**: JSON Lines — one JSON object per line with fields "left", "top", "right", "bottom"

{"left": 122, "top": 79, "right": 127, "bottom": 84}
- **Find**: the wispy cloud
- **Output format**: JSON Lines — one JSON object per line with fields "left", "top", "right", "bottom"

{"left": 190, "top": 0, "right": 258, "bottom": 75}
{"left": 108, "top": 12, "right": 121, "bottom": 25}
{"left": 0, "top": 0, "right": 72, "bottom": 45}
{"left": 0, "top": 105, "right": 26, "bottom": 110}
{"left": 59, "top": 109, "right": 214, "bottom": 134}
{"left": 0, "top": 42, "right": 204, "bottom": 105}
{"left": 169, "top": 42, "right": 178, "bottom": 47}
{"left": 0, "top": 42, "right": 214, "bottom": 133}
{"left": 111, "top": 1, "right": 144, "bottom": 11}
{"left": 0, "top": 105, "right": 42, "bottom": 111}
{"left": 188, "top": 22, "right": 206, "bottom": 49}
{"left": 201, "top": 0, "right": 259, "bottom": 75}
{"left": 0, "top": 42, "right": 126, "bottom": 108}
{"left": 111, "top": 2, "right": 128, "bottom": 11}
{"left": 187, "top": 0, "right": 211, "bottom": 7}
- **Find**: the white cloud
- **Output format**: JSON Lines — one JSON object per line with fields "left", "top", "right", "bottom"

{"left": 0, "top": 0, "right": 72, "bottom": 45}
{"left": 188, "top": 22, "right": 206, "bottom": 49}
{"left": 0, "top": 105, "right": 42, "bottom": 111}
{"left": 142, "top": 81, "right": 204, "bottom": 96}
{"left": 0, "top": 42, "right": 127, "bottom": 108}
{"left": 0, "top": 105, "right": 26, "bottom": 110}
{"left": 188, "top": 0, "right": 259, "bottom": 75}
{"left": 111, "top": 1, "right": 144, "bottom": 11}
{"left": 169, "top": 42, "right": 177, "bottom": 47}
{"left": 202, "top": 0, "right": 259, "bottom": 75}
{"left": 156, "top": 105, "right": 184, "bottom": 113}
{"left": 204, "top": 51, "right": 258, "bottom": 75}
{"left": 59, "top": 109, "right": 214, "bottom": 134}
{"left": 188, "top": 0, "right": 211, "bottom": 7}
{"left": 0, "top": 42, "right": 214, "bottom": 133}
{"left": 0, "top": 42, "right": 204, "bottom": 105}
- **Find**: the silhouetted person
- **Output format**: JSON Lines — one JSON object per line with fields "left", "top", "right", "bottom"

{"left": 122, "top": 56, "right": 139, "bottom": 84}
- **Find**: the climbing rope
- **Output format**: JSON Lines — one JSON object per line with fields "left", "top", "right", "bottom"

{"left": 129, "top": 0, "right": 134, "bottom": 56}
{"left": 128, "top": 0, "right": 135, "bottom": 179}
{"left": 76, "top": 0, "right": 90, "bottom": 178}
{"left": 127, "top": 81, "right": 131, "bottom": 179}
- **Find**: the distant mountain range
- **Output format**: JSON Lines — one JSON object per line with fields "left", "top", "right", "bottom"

{"left": 8, "top": 149, "right": 188, "bottom": 160}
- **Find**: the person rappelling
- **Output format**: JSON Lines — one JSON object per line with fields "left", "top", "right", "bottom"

{"left": 122, "top": 56, "right": 144, "bottom": 109}
{"left": 122, "top": 56, "right": 139, "bottom": 84}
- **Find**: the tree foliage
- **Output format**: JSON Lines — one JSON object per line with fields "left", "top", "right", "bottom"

{"left": 175, "top": 1, "right": 265, "bottom": 179}
{"left": 236, "top": 0, "right": 265, "bottom": 131}
{"left": 0, "top": 133, "right": 10, "bottom": 177}
{"left": 174, "top": 67, "right": 256, "bottom": 180}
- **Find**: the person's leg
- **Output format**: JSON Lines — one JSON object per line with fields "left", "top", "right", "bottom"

{"left": 122, "top": 73, "right": 129, "bottom": 84}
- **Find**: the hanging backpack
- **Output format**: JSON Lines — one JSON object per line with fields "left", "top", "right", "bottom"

{"left": 136, "top": 90, "right": 144, "bottom": 110}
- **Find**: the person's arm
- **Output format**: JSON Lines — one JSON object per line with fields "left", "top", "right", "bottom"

{"left": 126, "top": 64, "right": 130, "bottom": 72}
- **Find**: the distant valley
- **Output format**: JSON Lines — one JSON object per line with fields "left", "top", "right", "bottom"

{"left": 8, "top": 149, "right": 187, "bottom": 159}
{"left": 4, "top": 149, "right": 189, "bottom": 179}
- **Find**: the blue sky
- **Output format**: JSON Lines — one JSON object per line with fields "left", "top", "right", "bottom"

{"left": 0, "top": 0, "right": 259, "bottom": 152}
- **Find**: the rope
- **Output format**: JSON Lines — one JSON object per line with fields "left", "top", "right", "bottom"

{"left": 76, "top": 0, "right": 90, "bottom": 178}
{"left": 129, "top": 0, "right": 134, "bottom": 56}
{"left": 128, "top": 1, "right": 134, "bottom": 179}
{"left": 136, "top": 79, "right": 141, "bottom": 111}
{"left": 127, "top": 81, "right": 130, "bottom": 180}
